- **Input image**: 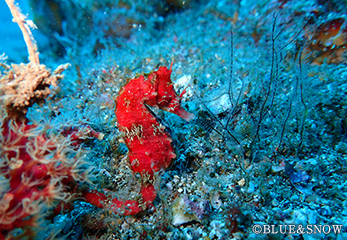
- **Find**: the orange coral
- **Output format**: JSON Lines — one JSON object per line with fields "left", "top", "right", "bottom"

{"left": 308, "top": 18, "right": 347, "bottom": 64}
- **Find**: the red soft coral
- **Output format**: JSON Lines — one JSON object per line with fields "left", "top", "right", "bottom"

{"left": 0, "top": 117, "right": 93, "bottom": 239}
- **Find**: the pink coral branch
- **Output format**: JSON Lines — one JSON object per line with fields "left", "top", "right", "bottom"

{"left": 4, "top": 0, "right": 39, "bottom": 64}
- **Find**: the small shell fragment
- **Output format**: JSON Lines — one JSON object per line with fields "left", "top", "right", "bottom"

{"left": 238, "top": 178, "right": 246, "bottom": 186}
{"left": 210, "top": 191, "right": 221, "bottom": 210}
{"left": 172, "top": 196, "right": 199, "bottom": 226}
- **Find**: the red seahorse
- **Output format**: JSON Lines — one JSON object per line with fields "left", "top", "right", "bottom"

{"left": 83, "top": 63, "right": 194, "bottom": 215}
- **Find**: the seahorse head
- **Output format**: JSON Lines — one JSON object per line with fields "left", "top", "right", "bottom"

{"left": 145, "top": 63, "right": 194, "bottom": 122}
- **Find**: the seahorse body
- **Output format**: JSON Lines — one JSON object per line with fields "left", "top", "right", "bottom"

{"left": 116, "top": 64, "right": 193, "bottom": 214}
{"left": 116, "top": 64, "right": 193, "bottom": 174}
{"left": 83, "top": 64, "right": 194, "bottom": 215}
